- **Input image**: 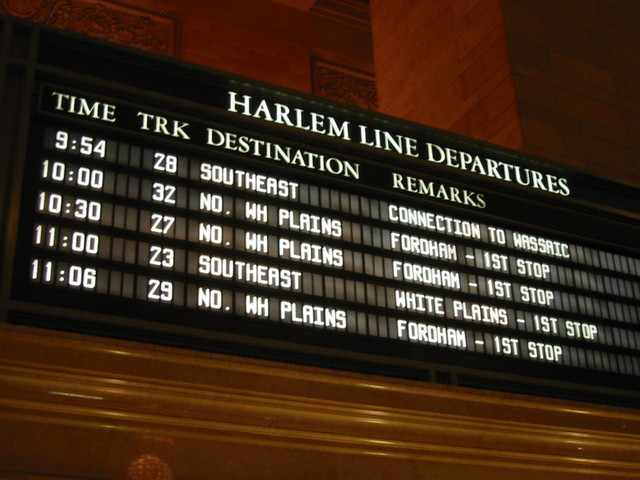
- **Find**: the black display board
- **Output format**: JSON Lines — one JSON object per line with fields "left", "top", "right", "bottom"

{"left": 2, "top": 17, "right": 639, "bottom": 406}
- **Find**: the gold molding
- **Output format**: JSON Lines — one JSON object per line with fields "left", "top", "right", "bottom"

{"left": 1, "top": 324, "right": 640, "bottom": 478}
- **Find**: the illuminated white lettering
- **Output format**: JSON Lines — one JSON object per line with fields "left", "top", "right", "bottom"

{"left": 199, "top": 163, "right": 299, "bottom": 199}
{"left": 494, "top": 336, "right": 520, "bottom": 356}
{"left": 512, "top": 232, "right": 570, "bottom": 258}
{"left": 391, "top": 260, "right": 460, "bottom": 289}
{"left": 391, "top": 173, "right": 486, "bottom": 209}
{"left": 137, "top": 111, "right": 190, "bottom": 139}
{"left": 483, "top": 251, "right": 509, "bottom": 271}
{"left": 425, "top": 142, "right": 571, "bottom": 197}
{"left": 527, "top": 342, "right": 563, "bottom": 362}
{"left": 533, "top": 315, "right": 559, "bottom": 334}
{"left": 246, "top": 295, "right": 269, "bottom": 317}
{"left": 519, "top": 285, "right": 554, "bottom": 306}
{"left": 51, "top": 91, "right": 116, "bottom": 122}
{"left": 246, "top": 232, "right": 268, "bottom": 253}
{"left": 516, "top": 258, "right": 551, "bottom": 279}
{"left": 388, "top": 204, "right": 481, "bottom": 239}
{"left": 278, "top": 238, "right": 343, "bottom": 267}
{"left": 452, "top": 300, "right": 508, "bottom": 325}
{"left": 245, "top": 202, "right": 268, "bottom": 222}
{"left": 227, "top": 91, "right": 351, "bottom": 140}
{"left": 197, "top": 287, "right": 222, "bottom": 309}
{"left": 199, "top": 193, "right": 223, "bottom": 213}
{"left": 233, "top": 261, "right": 302, "bottom": 290}
{"left": 486, "top": 279, "right": 513, "bottom": 299}
{"left": 396, "top": 320, "right": 467, "bottom": 348}
{"left": 394, "top": 290, "right": 445, "bottom": 315}
{"left": 565, "top": 320, "right": 598, "bottom": 340}
{"left": 198, "top": 223, "right": 222, "bottom": 243}
{"left": 278, "top": 209, "right": 342, "bottom": 237}
{"left": 358, "top": 125, "right": 419, "bottom": 157}
{"left": 280, "top": 301, "right": 347, "bottom": 329}
{"left": 390, "top": 232, "right": 457, "bottom": 260}
{"left": 206, "top": 128, "right": 360, "bottom": 179}
{"left": 198, "top": 255, "right": 234, "bottom": 277}
{"left": 487, "top": 227, "right": 506, "bottom": 245}
{"left": 198, "top": 256, "right": 301, "bottom": 290}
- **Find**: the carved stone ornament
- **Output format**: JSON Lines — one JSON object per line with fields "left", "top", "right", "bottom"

{"left": 313, "top": 60, "right": 378, "bottom": 110}
{"left": 0, "top": 0, "right": 176, "bottom": 54}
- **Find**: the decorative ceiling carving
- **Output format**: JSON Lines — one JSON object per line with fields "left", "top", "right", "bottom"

{"left": 0, "top": 0, "right": 176, "bottom": 54}
{"left": 313, "top": 58, "right": 377, "bottom": 110}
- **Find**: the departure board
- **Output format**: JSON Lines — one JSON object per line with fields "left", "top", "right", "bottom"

{"left": 3, "top": 19, "right": 640, "bottom": 404}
